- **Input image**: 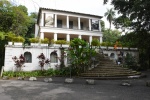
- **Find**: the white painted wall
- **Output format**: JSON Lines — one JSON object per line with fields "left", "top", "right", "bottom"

{"left": 4, "top": 45, "right": 139, "bottom": 72}
{"left": 4, "top": 46, "right": 63, "bottom": 71}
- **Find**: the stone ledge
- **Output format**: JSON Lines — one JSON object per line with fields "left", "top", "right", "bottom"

{"left": 29, "top": 77, "right": 37, "bottom": 81}
{"left": 44, "top": 78, "right": 53, "bottom": 82}
{"left": 86, "top": 79, "right": 95, "bottom": 85}
{"left": 65, "top": 78, "right": 74, "bottom": 83}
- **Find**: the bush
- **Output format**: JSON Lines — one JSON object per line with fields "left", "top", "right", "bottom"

{"left": 7, "top": 32, "right": 16, "bottom": 42}
{"left": 0, "top": 32, "right": 5, "bottom": 40}
{"left": 41, "top": 38, "right": 49, "bottom": 44}
{"left": 29, "top": 38, "right": 39, "bottom": 43}
{"left": 2, "top": 67, "right": 78, "bottom": 78}
{"left": 13, "top": 36, "right": 25, "bottom": 43}
{"left": 91, "top": 38, "right": 100, "bottom": 46}
{"left": 55, "top": 40, "right": 69, "bottom": 44}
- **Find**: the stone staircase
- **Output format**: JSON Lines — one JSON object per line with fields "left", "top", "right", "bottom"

{"left": 80, "top": 53, "right": 141, "bottom": 79}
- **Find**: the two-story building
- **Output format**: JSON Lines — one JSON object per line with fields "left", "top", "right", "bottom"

{"left": 3, "top": 8, "right": 139, "bottom": 72}
{"left": 35, "top": 8, "right": 103, "bottom": 43}
{"left": 4, "top": 8, "right": 103, "bottom": 71}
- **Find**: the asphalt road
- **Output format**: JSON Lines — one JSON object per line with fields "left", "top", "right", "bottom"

{"left": 0, "top": 72, "right": 150, "bottom": 100}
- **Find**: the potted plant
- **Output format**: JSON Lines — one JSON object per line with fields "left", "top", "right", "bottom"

{"left": 13, "top": 36, "right": 25, "bottom": 46}
{"left": 29, "top": 38, "right": 39, "bottom": 46}
{"left": 107, "top": 42, "right": 114, "bottom": 49}
{"left": 121, "top": 42, "right": 128, "bottom": 50}
{"left": 117, "top": 41, "right": 122, "bottom": 49}
{"left": 52, "top": 40, "right": 69, "bottom": 47}
{"left": 41, "top": 38, "right": 49, "bottom": 46}
{"left": 7, "top": 32, "right": 16, "bottom": 45}
{"left": 91, "top": 38, "right": 100, "bottom": 48}
{"left": 100, "top": 42, "right": 107, "bottom": 49}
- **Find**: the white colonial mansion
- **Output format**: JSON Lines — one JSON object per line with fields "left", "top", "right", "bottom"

{"left": 35, "top": 8, "right": 103, "bottom": 43}
{"left": 4, "top": 8, "right": 138, "bottom": 71}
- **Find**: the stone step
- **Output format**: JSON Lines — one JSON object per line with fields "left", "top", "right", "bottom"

{"left": 92, "top": 67, "right": 129, "bottom": 70}
{"left": 80, "top": 72, "right": 140, "bottom": 76}
{"left": 83, "top": 71, "right": 138, "bottom": 74}
{"left": 80, "top": 53, "right": 141, "bottom": 78}
{"left": 88, "top": 70, "right": 134, "bottom": 72}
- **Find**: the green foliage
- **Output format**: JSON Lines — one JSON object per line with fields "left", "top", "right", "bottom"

{"left": 91, "top": 38, "right": 100, "bottom": 46}
{"left": 0, "top": 32, "right": 4, "bottom": 40}
{"left": 7, "top": 32, "right": 16, "bottom": 41}
{"left": 29, "top": 38, "right": 39, "bottom": 43}
{"left": 100, "top": 42, "right": 114, "bottom": 47}
{"left": 111, "top": 0, "right": 150, "bottom": 70}
{"left": 2, "top": 67, "right": 78, "bottom": 78}
{"left": 0, "top": 1, "right": 31, "bottom": 36}
{"left": 13, "top": 36, "right": 25, "bottom": 43}
{"left": 41, "top": 38, "right": 49, "bottom": 44}
{"left": 25, "top": 12, "right": 38, "bottom": 38}
{"left": 100, "top": 20, "right": 105, "bottom": 32}
{"left": 103, "top": 29, "right": 121, "bottom": 43}
{"left": 124, "top": 53, "right": 139, "bottom": 71}
{"left": 54, "top": 40, "right": 69, "bottom": 44}
{"left": 68, "top": 38, "right": 96, "bottom": 74}
{"left": 104, "top": 8, "right": 115, "bottom": 29}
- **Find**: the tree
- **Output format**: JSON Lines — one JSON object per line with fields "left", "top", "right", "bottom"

{"left": 68, "top": 38, "right": 96, "bottom": 74}
{"left": 25, "top": 12, "right": 38, "bottom": 38}
{"left": 12, "top": 54, "right": 25, "bottom": 71}
{"left": 100, "top": 20, "right": 105, "bottom": 32}
{"left": 103, "top": 29, "right": 121, "bottom": 43}
{"left": 37, "top": 53, "right": 50, "bottom": 71}
{"left": 110, "top": 0, "right": 150, "bottom": 69}
{"left": 103, "top": 0, "right": 109, "bottom": 4}
{"left": 0, "top": 1, "right": 31, "bottom": 36}
{"left": 104, "top": 8, "right": 115, "bottom": 29}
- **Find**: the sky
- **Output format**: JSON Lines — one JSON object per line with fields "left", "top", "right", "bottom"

{"left": 10, "top": 0, "right": 114, "bottom": 29}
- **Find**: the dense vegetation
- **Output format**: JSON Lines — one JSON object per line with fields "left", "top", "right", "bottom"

{"left": 0, "top": 1, "right": 37, "bottom": 68}
{"left": 103, "top": 0, "right": 150, "bottom": 70}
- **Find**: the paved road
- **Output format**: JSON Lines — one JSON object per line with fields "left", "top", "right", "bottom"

{"left": 0, "top": 72, "right": 150, "bottom": 100}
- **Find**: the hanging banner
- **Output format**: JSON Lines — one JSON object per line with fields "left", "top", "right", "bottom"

{"left": 45, "top": 14, "right": 54, "bottom": 27}
{"left": 91, "top": 19, "right": 99, "bottom": 31}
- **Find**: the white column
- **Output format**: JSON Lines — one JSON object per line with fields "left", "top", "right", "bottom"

{"left": 66, "top": 34, "right": 70, "bottom": 42}
{"left": 78, "top": 35, "right": 82, "bottom": 39}
{"left": 78, "top": 17, "right": 81, "bottom": 30}
{"left": 99, "top": 20, "right": 101, "bottom": 31}
{"left": 54, "top": 33, "right": 57, "bottom": 41}
{"left": 89, "top": 19, "right": 91, "bottom": 31}
{"left": 40, "top": 32, "right": 44, "bottom": 39}
{"left": 40, "top": 13, "right": 44, "bottom": 26}
{"left": 99, "top": 36, "right": 102, "bottom": 43}
{"left": 89, "top": 35, "right": 92, "bottom": 44}
{"left": 67, "top": 16, "right": 69, "bottom": 28}
{"left": 54, "top": 14, "right": 57, "bottom": 27}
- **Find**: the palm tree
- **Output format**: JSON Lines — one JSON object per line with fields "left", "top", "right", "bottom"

{"left": 103, "top": 0, "right": 108, "bottom": 4}
{"left": 104, "top": 8, "right": 115, "bottom": 29}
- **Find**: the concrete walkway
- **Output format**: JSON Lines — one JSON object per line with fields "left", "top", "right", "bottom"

{"left": 0, "top": 71, "right": 150, "bottom": 100}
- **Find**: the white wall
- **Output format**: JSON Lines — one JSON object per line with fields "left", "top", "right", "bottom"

{"left": 4, "top": 46, "right": 63, "bottom": 71}
{"left": 4, "top": 45, "right": 139, "bottom": 72}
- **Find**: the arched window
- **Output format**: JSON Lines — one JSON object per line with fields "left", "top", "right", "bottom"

{"left": 24, "top": 52, "right": 32, "bottom": 63}
{"left": 50, "top": 52, "right": 58, "bottom": 63}
{"left": 110, "top": 53, "right": 115, "bottom": 58}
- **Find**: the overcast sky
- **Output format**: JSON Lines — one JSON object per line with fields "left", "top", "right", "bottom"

{"left": 11, "top": 0, "right": 114, "bottom": 29}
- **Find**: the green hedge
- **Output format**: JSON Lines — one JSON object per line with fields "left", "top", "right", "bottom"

{"left": 2, "top": 67, "right": 75, "bottom": 78}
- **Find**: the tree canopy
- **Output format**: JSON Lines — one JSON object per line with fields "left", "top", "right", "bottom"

{"left": 0, "top": 0, "right": 35, "bottom": 36}
{"left": 108, "top": 0, "right": 150, "bottom": 69}
{"left": 103, "top": 29, "right": 121, "bottom": 43}
{"left": 104, "top": 8, "right": 115, "bottom": 29}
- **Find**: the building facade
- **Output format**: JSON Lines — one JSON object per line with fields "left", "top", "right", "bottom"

{"left": 4, "top": 8, "right": 103, "bottom": 71}
{"left": 4, "top": 8, "right": 138, "bottom": 72}
{"left": 36, "top": 8, "right": 103, "bottom": 43}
